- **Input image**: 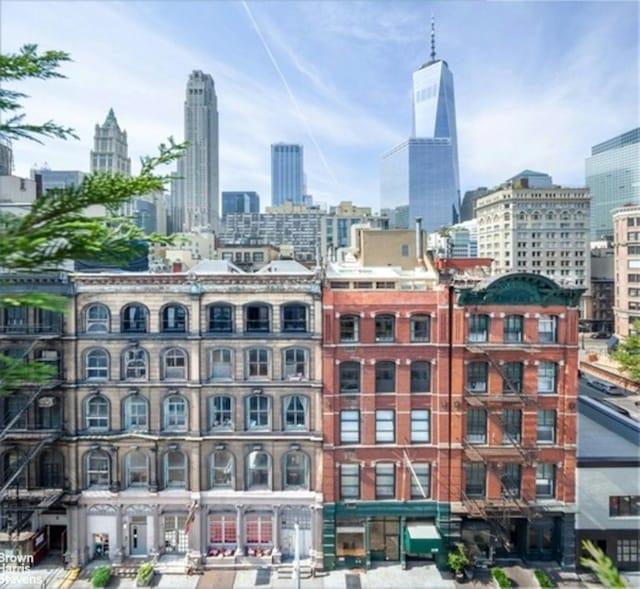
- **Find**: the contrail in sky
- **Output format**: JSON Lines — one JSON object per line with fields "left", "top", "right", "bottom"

{"left": 241, "top": 0, "right": 340, "bottom": 190}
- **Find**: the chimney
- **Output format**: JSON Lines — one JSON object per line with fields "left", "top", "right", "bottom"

{"left": 415, "top": 217, "right": 423, "bottom": 261}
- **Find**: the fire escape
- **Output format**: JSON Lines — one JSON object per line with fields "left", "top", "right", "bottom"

{"left": 461, "top": 318, "right": 542, "bottom": 549}
{"left": 0, "top": 302, "right": 66, "bottom": 544}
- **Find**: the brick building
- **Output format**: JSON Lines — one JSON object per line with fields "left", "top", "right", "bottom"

{"left": 322, "top": 254, "right": 582, "bottom": 569}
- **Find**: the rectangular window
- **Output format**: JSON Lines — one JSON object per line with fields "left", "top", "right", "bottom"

{"left": 209, "top": 514, "right": 237, "bottom": 546}
{"left": 410, "top": 361, "right": 431, "bottom": 393}
{"left": 410, "top": 316, "right": 431, "bottom": 342}
{"left": 465, "top": 463, "right": 486, "bottom": 497}
{"left": 501, "top": 464, "right": 521, "bottom": 499}
{"left": 538, "top": 316, "right": 558, "bottom": 343}
{"left": 537, "top": 410, "right": 556, "bottom": 444}
{"left": 538, "top": 362, "right": 557, "bottom": 393}
{"left": 502, "top": 362, "right": 523, "bottom": 394}
{"left": 467, "top": 362, "right": 488, "bottom": 393}
{"left": 375, "top": 315, "right": 395, "bottom": 342}
{"left": 282, "top": 305, "right": 307, "bottom": 332}
{"left": 339, "top": 316, "right": 359, "bottom": 343}
{"left": 245, "top": 514, "right": 272, "bottom": 546}
{"left": 466, "top": 409, "right": 487, "bottom": 444}
{"left": 617, "top": 539, "right": 639, "bottom": 564}
{"left": 410, "top": 463, "right": 431, "bottom": 499}
{"left": 375, "top": 463, "right": 395, "bottom": 499}
{"left": 609, "top": 496, "right": 640, "bottom": 517}
{"left": 375, "top": 410, "right": 395, "bottom": 443}
{"left": 504, "top": 315, "right": 523, "bottom": 343}
{"left": 209, "top": 306, "right": 233, "bottom": 333}
{"left": 340, "top": 410, "right": 360, "bottom": 444}
{"left": 502, "top": 409, "right": 521, "bottom": 444}
{"left": 535, "top": 463, "right": 555, "bottom": 498}
{"left": 340, "top": 464, "right": 360, "bottom": 499}
{"left": 468, "top": 315, "right": 489, "bottom": 342}
{"left": 410, "top": 410, "right": 430, "bottom": 443}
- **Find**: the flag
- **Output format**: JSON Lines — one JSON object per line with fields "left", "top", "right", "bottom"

{"left": 184, "top": 501, "right": 197, "bottom": 534}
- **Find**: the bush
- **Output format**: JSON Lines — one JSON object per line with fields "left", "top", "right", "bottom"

{"left": 535, "top": 569, "right": 554, "bottom": 588}
{"left": 136, "top": 562, "right": 154, "bottom": 586}
{"left": 448, "top": 543, "right": 470, "bottom": 575}
{"left": 492, "top": 566, "right": 512, "bottom": 589}
{"left": 91, "top": 565, "right": 112, "bottom": 588}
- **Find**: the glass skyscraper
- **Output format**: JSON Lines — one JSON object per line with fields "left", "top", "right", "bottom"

{"left": 586, "top": 128, "right": 640, "bottom": 240}
{"left": 221, "top": 191, "right": 260, "bottom": 219}
{"left": 271, "top": 143, "right": 304, "bottom": 206}
{"left": 381, "top": 20, "right": 461, "bottom": 232}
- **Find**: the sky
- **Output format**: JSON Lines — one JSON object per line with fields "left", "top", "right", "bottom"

{"left": 2, "top": 0, "right": 638, "bottom": 211}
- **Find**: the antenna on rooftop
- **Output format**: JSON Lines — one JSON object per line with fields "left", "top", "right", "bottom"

{"left": 430, "top": 15, "right": 436, "bottom": 62}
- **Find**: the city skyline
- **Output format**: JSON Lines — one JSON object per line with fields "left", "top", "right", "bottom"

{"left": 2, "top": 0, "right": 638, "bottom": 211}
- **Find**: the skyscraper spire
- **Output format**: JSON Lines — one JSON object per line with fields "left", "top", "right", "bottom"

{"left": 430, "top": 15, "right": 436, "bottom": 62}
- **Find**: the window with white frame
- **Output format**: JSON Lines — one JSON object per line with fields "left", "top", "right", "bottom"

{"left": 468, "top": 314, "right": 489, "bottom": 342}
{"left": 375, "top": 463, "right": 395, "bottom": 499}
{"left": 375, "top": 361, "right": 395, "bottom": 393}
{"left": 467, "top": 362, "right": 488, "bottom": 393}
{"left": 537, "top": 362, "right": 557, "bottom": 393}
{"left": 283, "top": 395, "right": 308, "bottom": 430}
{"left": 209, "top": 513, "right": 237, "bottom": 546}
{"left": 410, "top": 361, "right": 431, "bottom": 393}
{"left": 246, "top": 348, "right": 270, "bottom": 379}
{"left": 535, "top": 463, "right": 555, "bottom": 498}
{"left": 538, "top": 315, "right": 558, "bottom": 343}
{"left": 284, "top": 451, "right": 308, "bottom": 489}
{"left": 86, "top": 450, "right": 110, "bottom": 488}
{"left": 164, "top": 450, "right": 187, "bottom": 488}
{"left": 125, "top": 450, "right": 148, "bottom": 487}
{"left": 86, "top": 396, "right": 109, "bottom": 430}
{"left": 163, "top": 348, "right": 187, "bottom": 380}
{"left": 123, "top": 396, "right": 148, "bottom": 431}
{"left": 210, "top": 396, "right": 233, "bottom": 430}
{"left": 504, "top": 315, "right": 524, "bottom": 343}
{"left": 375, "top": 314, "right": 395, "bottom": 342}
{"left": 161, "top": 304, "right": 187, "bottom": 333}
{"left": 410, "top": 315, "right": 431, "bottom": 342}
{"left": 210, "top": 348, "right": 233, "bottom": 380}
{"left": 410, "top": 410, "right": 430, "bottom": 443}
{"left": 85, "top": 304, "right": 109, "bottom": 333}
{"left": 339, "top": 361, "right": 360, "bottom": 393}
{"left": 340, "top": 464, "right": 360, "bottom": 499}
{"left": 123, "top": 348, "right": 147, "bottom": 380}
{"left": 86, "top": 348, "right": 109, "bottom": 380}
{"left": 617, "top": 539, "right": 639, "bottom": 564}
{"left": 245, "top": 512, "right": 272, "bottom": 546}
{"left": 163, "top": 395, "right": 187, "bottom": 431}
{"left": 283, "top": 348, "right": 308, "bottom": 380}
{"left": 246, "top": 395, "right": 270, "bottom": 430}
{"left": 410, "top": 463, "right": 431, "bottom": 499}
{"left": 281, "top": 304, "right": 307, "bottom": 332}
{"left": 537, "top": 410, "right": 556, "bottom": 443}
{"left": 375, "top": 410, "right": 395, "bottom": 443}
{"left": 340, "top": 410, "right": 360, "bottom": 443}
{"left": 210, "top": 450, "right": 234, "bottom": 489}
{"left": 340, "top": 315, "right": 359, "bottom": 342}
{"left": 246, "top": 451, "right": 270, "bottom": 489}
{"left": 466, "top": 409, "right": 487, "bottom": 444}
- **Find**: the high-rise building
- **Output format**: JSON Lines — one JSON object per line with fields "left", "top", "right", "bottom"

{"left": 30, "top": 168, "right": 85, "bottom": 197}
{"left": 90, "top": 109, "right": 131, "bottom": 176}
{"left": 271, "top": 143, "right": 304, "bottom": 206}
{"left": 381, "top": 19, "right": 460, "bottom": 231}
{"left": 221, "top": 191, "right": 260, "bottom": 219}
{"left": 178, "top": 71, "right": 219, "bottom": 231}
{"left": 0, "top": 137, "right": 13, "bottom": 175}
{"left": 586, "top": 128, "right": 640, "bottom": 240}
{"left": 613, "top": 204, "right": 640, "bottom": 336}
{"left": 460, "top": 187, "right": 488, "bottom": 222}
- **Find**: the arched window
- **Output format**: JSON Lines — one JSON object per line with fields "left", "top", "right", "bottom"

{"left": 246, "top": 348, "right": 270, "bottom": 379}
{"left": 85, "top": 395, "right": 109, "bottom": 430}
{"left": 246, "top": 395, "right": 270, "bottom": 430}
{"left": 163, "top": 395, "right": 188, "bottom": 431}
{"left": 4, "top": 394, "right": 28, "bottom": 429}
{"left": 161, "top": 304, "right": 187, "bottom": 333}
{"left": 121, "top": 304, "right": 148, "bottom": 333}
{"left": 410, "top": 361, "right": 431, "bottom": 393}
{"left": 246, "top": 451, "right": 270, "bottom": 490}
{"left": 283, "top": 395, "right": 308, "bottom": 431}
{"left": 375, "top": 361, "right": 395, "bottom": 393}
{"left": 284, "top": 451, "right": 309, "bottom": 490}
{"left": 282, "top": 348, "right": 308, "bottom": 380}
{"left": 125, "top": 450, "right": 149, "bottom": 488}
{"left": 123, "top": 395, "right": 148, "bottom": 431}
{"left": 340, "top": 315, "right": 360, "bottom": 343}
{"left": 210, "top": 348, "right": 233, "bottom": 380}
{"left": 3, "top": 449, "right": 27, "bottom": 487}
{"left": 210, "top": 450, "right": 234, "bottom": 489}
{"left": 164, "top": 450, "right": 187, "bottom": 488}
{"left": 86, "top": 450, "right": 110, "bottom": 488}
{"left": 39, "top": 449, "right": 64, "bottom": 488}
{"left": 209, "top": 396, "right": 233, "bottom": 430}
{"left": 245, "top": 303, "right": 270, "bottom": 333}
{"left": 85, "top": 304, "right": 110, "bottom": 333}
{"left": 163, "top": 348, "right": 187, "bottom": 380}
{"left": 123, "top": 347, "right": 148, "bottom": 380}
{"left": 85, "top": 348, "right": 109, "bottom": 381}
{"left": 375, "top": 314, "right": 395, "bottom": 342}
{"left": 208, "top": 303, "right": 234, "bottom": 333}
{"left": 281, "top": 303, "right": 307, "bottom": 332}
{"left": 339, "top": 361, "right": 360, "bottom": 393}
{"left": 37, "top": 395, "right": 62, "bottom": 429}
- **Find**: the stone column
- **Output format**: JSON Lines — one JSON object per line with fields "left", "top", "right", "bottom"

{"left": 236, "top": 505, "right": 244, "bottom": 559}
{"left": 271, "top": 505, "right": 281, "bottom": 564}
{"left": 150, "top": 505, "right": 160, "bottom": 563}
{"left": 365, "top": 516, "right": 372, "bottom": 569}
{"left": 113, "top": 505, "right": 123, "bottom": 564}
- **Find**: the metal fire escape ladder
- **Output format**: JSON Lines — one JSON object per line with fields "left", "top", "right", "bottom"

{"left": 0, "top": 382, "right": 58, "bottom": 443}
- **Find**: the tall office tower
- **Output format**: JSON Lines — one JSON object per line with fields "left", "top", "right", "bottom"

{"left": 586, "top": 128, "right": 640, "bottom": 240}
{"left": 381, "top": 18, "right": 461, "bottom": 232}
{"left": 271, "top": 143, "right": 304, "bottom": 206}
{"left": 0, "top": 138, "right": 13, "bottom": 175}
{"left": 90, "top": 109, "right": 131, "bottom": 176}
{"left": 221, "top": 191, "right": 260, "bottom": 219}
{"left": 180, "top": 70, "right": 219, "bottom": 231}
{"left": 30, "top": 167, "right": 85, "bottom": 196}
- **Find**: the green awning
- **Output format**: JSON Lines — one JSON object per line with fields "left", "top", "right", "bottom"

{"left": 404, "top": 523, "right": 442, "bottom": 555}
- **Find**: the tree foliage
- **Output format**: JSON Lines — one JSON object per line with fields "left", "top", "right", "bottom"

{"left": 0, "top": 44, "right": 186, "bottom": 395}
{"left": 580, "top": 540, "right": 627, "bottom": 588}
{"left": 611, "top": 320, "right": 640, "bottom": 384}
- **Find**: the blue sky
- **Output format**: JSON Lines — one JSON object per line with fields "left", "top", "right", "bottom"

{"left": 2, "top": 0, "right": 638, "bottom": 211}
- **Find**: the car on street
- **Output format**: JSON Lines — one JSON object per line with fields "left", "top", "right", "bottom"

{"left": 588, "top": 380, "right": 624, "bottom": 395}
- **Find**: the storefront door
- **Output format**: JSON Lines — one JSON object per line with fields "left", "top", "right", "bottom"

{"left": 130, "top": 517, "right": 147, "bottom": 556}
